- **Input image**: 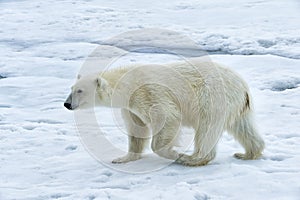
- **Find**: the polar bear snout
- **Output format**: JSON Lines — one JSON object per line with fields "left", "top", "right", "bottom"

{"left": 64, "top": 102, "right": 72, "bottom": 110}
{"left": 64, "top": 94, "right": 74, "bottom": 110}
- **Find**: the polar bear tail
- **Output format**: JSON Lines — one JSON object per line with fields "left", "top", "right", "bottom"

{"left": 243, "top": 92, "right": 250, "bottom": 113}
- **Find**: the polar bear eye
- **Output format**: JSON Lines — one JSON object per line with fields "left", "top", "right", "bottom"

{"left": 77, "top": 89, "right": 83, "bottom": 93}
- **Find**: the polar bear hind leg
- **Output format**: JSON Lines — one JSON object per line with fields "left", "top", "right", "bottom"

{"left": 228, "top": 111, "right": 265, "bottom": 160}
{"left": 177, "top": 147, "right": 217, "bottom": 167}
{"left": 176, "top": 122, "right": 223, "bottom": 166}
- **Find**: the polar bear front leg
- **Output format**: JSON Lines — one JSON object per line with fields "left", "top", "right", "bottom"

{"left": 112, "top": 136, "right": 147, "bottom": 163}
{"left": 151, "top": 120, "right": 181, "bottom": 160}
{"left": 112, "top": 109, "right": 150, "bottom": 164}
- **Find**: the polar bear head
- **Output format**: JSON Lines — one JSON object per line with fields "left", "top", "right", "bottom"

{"left": 64, "top": 74, "right": 112, "bottom": 110}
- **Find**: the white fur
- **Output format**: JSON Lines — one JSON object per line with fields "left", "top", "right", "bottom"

{"left": 65, "top": 59, "right": 265, "bottom": 166}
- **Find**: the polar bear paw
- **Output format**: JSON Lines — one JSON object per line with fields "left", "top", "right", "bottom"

{"left": 234, "top": 152, "right": 262, "bottom": 160}
{"left": 175, "top": 153, "right": 210, "bottom": 167}
{"left": 112, "top": 153, "right": 142, "bottom": 164}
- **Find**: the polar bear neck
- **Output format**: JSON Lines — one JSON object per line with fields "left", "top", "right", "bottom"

{"left": 100, "top": 67, "right": 133, "bottom": 89}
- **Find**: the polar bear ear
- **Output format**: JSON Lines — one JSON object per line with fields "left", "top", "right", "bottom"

{"left": 96, "top": 77, "right": 109, "bottom": 90}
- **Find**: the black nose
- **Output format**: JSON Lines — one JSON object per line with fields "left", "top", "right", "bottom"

{"left": 64, "top": 103, "right": 72, "bottom": 110}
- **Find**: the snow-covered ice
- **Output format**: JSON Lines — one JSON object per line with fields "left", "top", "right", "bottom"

{"left": 0, "top": 0, "right": 300, "bottom": 199}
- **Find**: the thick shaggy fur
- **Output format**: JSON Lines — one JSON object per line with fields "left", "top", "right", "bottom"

{"left": 65, "top": 59, "right": 265, "bottom": 166}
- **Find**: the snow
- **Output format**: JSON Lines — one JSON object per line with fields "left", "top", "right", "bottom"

{"left": 1, "top": 0, "right": 300, "bottom": 199}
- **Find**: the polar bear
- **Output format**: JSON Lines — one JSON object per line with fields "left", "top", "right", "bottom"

{"left": 64, "top": 59, "right": 265, "bottom": 166}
